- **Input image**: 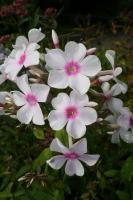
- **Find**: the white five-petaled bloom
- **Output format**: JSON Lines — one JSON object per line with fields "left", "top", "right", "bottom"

{"left": 45, "top": 41, "right": 101, "bottom": 95}
{"left": 101, "top": 82, "right": 123, "bottom": 113}
{"left": 48, "top": 91, "right": 97, "bottom": 138}
{"left": 99, "top": 50, "right": 127, "bottom": 94}
{"left": 13, "top": 28, "right": 45, "bottom": 49}
{"left": 5, "top": 43, "right": 40, "bottom": 80}
{"left": 106, "top": 107, "right": 133, "bottom": 143}
{"left": 13, "top": 74, "right": 50, "bottom": 125}
{"left": 47, "top": 138, "right": 100, "bottom": 176}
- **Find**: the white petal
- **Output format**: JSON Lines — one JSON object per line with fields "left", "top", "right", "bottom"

{"left": 69, "top": 74, "right": 90, "bottom": 95}
{"left": 65, "top": 159, "right": 84, "bottom": 176}
{"left": 45, "top": 49, "right": 66, "bottom": 70}
{"left": 66, "top": 119, "right": 86, "bottom": 139}
{"left": 47, "top": 155, "right": 66, "bottom": 169}
{"left": 108, "top": 97, "right": 123, "bottom": 113}
{"left": 98, "top": 75, "right": 113, "bottom": 82}
{"left": 87, "top": 101, "right": 98, "bottom": 107}
{"left": 105, "top": 115, "right": 116, "bottom": 123}
{"left": 50, "top": 138, "right": 68, "bottom": 153}
{"left": 115, "top": 80, "right": 128, "bottom": 94}
{"left": 48, "top": 110, "right": 67, "bottom": 130}
{"left": 65, "top": 41, "right": 86, "bottom": 62}
{"left": 28, "top": 28, "right": 45, "bottom": 43}
{"left": 5, "top": 59, "right": 22, "bottom": 80}
{"left": 80, "top": 55, "right": 101, "bottom": 76}
{"left": 114, "top": 67, "right": 122, "bottom": 77}
{"left": 32, "top": 103, "right": 44, "bottom": 125}
{"left": 111, "top": 130, "right": 120, "bottom": 143}
{"left": 0, "top": 74, "right": 6, "bottom": 85}
{"left": 31, "top": 84, "right": 50, "bottom": 102}
{"left": 79, "top": 107, "right": 97, "bottom": 125}
{"left": 86, "top": 47, "right": 97, "bottom": 55}
{"left": 51, "top": 93, "right": 70, "bottom": 110}
{"left": 70, "top": 90, "right": 89, "bottom": 107}
{"left": 70, "top": 138, "right": 87, "bottom": 155}
{"left": 24, "top": 51, "right": 39, "bottom": 67}
{"left": 111, "top": 84, "right": 122, "bottom": 96}
{"left": 105, "top": 50, "right": 115, "bottom": 68}
{"left": 101, "top": 82, "right": 110, "bottom": 94}
{"left": 16, "top": 74, "right": 31, "bottom": 94}
{"left": 26, "top": 43, "right": 40, "bottom": 53}
{"left": 13, "top": 91, "right": 26, "bottom": 106}
{"left": 13, "top": 36, "right": 28, "bottom": 48}
{"left": 17, "top": 104, "right": 33, "bottom": 124}
{"left": 79, "top": 154, "right": 100, "bottom": 166}
{"left": 120, "top": 129, "right": 133, "bottom": 143}
{"left": 0, "top": 92, "right": 9, "bottom": 103}
{"left": 48, "top": 70, "right": 68, "bottom": 89}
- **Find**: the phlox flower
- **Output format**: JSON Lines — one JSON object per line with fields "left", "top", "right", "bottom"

{"left": 48, "top": 91, "right": 97, "bottom": 138}
{"left": 13, "top": 74, "right": 50, "bottom": 125}
{"left": 101, "top": 82, "right": 123, "bottom": 113}
{"left": 5, "top": 43, "right": 40, "bottom": 80}
{"left": 106, "top": 107, "right": 133, "bottom": 143}
{"left": 99, "top": 50, "right": 127, "bottom": 94}
{"left": 45, "top": 41, "right": 101, "bottom": 94}
{"left": 13, "top": 28, "right": 45, "bottom": 49}
{"left": 47, "top": 138, "right": 100, "bottom": 176}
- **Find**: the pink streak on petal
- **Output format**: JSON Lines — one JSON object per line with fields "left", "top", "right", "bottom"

{"left": 65, "top": 106, "right": 78, "bottom": 120}
{"left": 65, "top": 61, "right": 80, "bottom": 76}
{"left": 18, "top": 53, "right": 26, "bottom": 65}
{"left": 26, "top": 93, "right": 37, "bottom": 106}
{"left": 64, "top": 152, "right": 79, "bottom": 159}
{"left": 130, "top": 116, "right": 133, "bottom": 128}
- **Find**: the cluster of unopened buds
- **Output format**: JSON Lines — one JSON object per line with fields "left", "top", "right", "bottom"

{"left": 0, "top": 28, "right": 132, "bottom": 177}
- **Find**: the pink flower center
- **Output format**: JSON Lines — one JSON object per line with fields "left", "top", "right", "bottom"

{"left": 65, "top": 106, "right": 78, "bottom": 120}
{"left": 26, "top": 93, "right": 37, "bottom": 106}
{"left": 130, "top": 116, "right": 133, "bottom": 127}
{"left": 18, "top": 53, "right": 26, "bottom": 65}
{"left": 65, "top": 61, "right": 80, "bottom": 76}
{"left": 64, "top": 152, "right": 79, "bottom": 159}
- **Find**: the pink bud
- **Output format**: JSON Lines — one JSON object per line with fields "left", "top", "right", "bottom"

{"left": 52, "top": 30, "right": 59, "bottom": 48}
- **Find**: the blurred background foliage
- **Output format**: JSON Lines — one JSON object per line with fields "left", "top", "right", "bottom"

{"left": 0, "top": 0, "right": 133, "bottom": 199}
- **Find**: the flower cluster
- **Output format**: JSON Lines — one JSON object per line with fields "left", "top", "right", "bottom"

{"left": 0, "top": 28, "right": 131, "bottom": 177}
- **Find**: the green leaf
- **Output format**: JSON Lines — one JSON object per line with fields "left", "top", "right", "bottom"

{"left": 121, "top": 157, "right": 133, "bottom": 181}
{"left": 104, "top": 169, "right": 119, "bottom": 177}
{"left": 116, "top": 191, "right": 130, "bottom": 200}
{"left": 33, "top": 128, "right": 45, "bottom": 140}
{"left": 32, "top": 148, "right": 52, "bottom": 170}
{"left": 55, "top": 129, "right": 68, "bottom": 146}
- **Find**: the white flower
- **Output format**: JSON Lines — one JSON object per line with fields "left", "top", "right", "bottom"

{"left": 0, "top": 92, "right": 9, "bottom": 115}
{"left": 13, "top": 74, "right": 50, "bottom": 125}
{"left": 99, "top": 50, "right": 127, "bottom": 94}
{"left": 48, "top": 91, "right": 97, "bottom": 139}
{"left": 101, "top": 82, "right": 123, "bottom": 113}
{"left": 52, "top": 29, "right": 59, "bottom": 48}
{"left": 5, "top": 43, "right": 40, "bottom": 80}
{"left": 13, "top": 28, "right": 45, "bottom": 49}
{"left": 45, "top": 41, "right": 101, "bottom": 94}
{"left": 47, "top": 138, "right": 100, "bottom": 176}
{"left": 106, "top": 107, "right": 133, "bottom": 143}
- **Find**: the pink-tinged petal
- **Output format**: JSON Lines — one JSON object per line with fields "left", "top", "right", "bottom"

{"left": 70, "top": 91, "right": 89, "bottom": 107}
{"left": 32, "top": 103, "right": 44, "bottom": 125}
{"left": 16, "top": 74, "right": 31, "bottom": 94}
{"left": 69, "top": 74, "right": 90, "bottom": 95}
{"left": 66, "top": 119, "right": 86, "bottom": 139}
{"left": 79, "top": 107, "right": 97, "bottom": 125}
{"left": 114, "top": 67, "right": 122, "bottom": 77}
{"left": 24, "top": 51, "right": 39, "bottom": 67}
{"left": 101, "top": 82, "right": 110, "bottom": 94}
{"left": 13, "top": 91, "right": 26, "bottom": 106}
{"left": 65, "top": 159, "right": 84, "bottom": 176}
{"left": 65, "top": 41, "right": 86, "bottom": 62}
{"left": 108, "top": 97, "right": 123, "bottom": 113}
{"left": 45, "top": 49, "right": 66, "bottom": 70}
{"left": 17, "top": 104, "right": 33, "bottom": 124}
{"left": 120, "top": 129, "right": 133, "bottom": 143}
{"left": 31, "top": 84, "right": 50, "bottom": 102}
{"left": 47, "top": 155, "right": 66, "bottom": 169}
{"left": 70, "top": 138, "right": 87, "bottom": 155}
{"left": 51, "top": 93, "right": 70, "bottom": 110}
{"left": 28, "top": 28, "right": 45, "bottom": 43}
{"left": 50, "top": 138, "right": 69, "bottom": 153}
{"left": 48, "top": 110, "right": 67, "bottom": 130}
{"left": 13, "top": 36, "right": 28, "bottom": 49}
{"left": 48, "top": 70, "right": 68, "bottom": 89}
{"left": 79, "top": 154, "right": 100, "bottom": 166}
{"left": 80, "top": 55, "right": 101, "bottom": 76}
{"left": 105, "top": 50, "right": 115, "bottom": 68}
